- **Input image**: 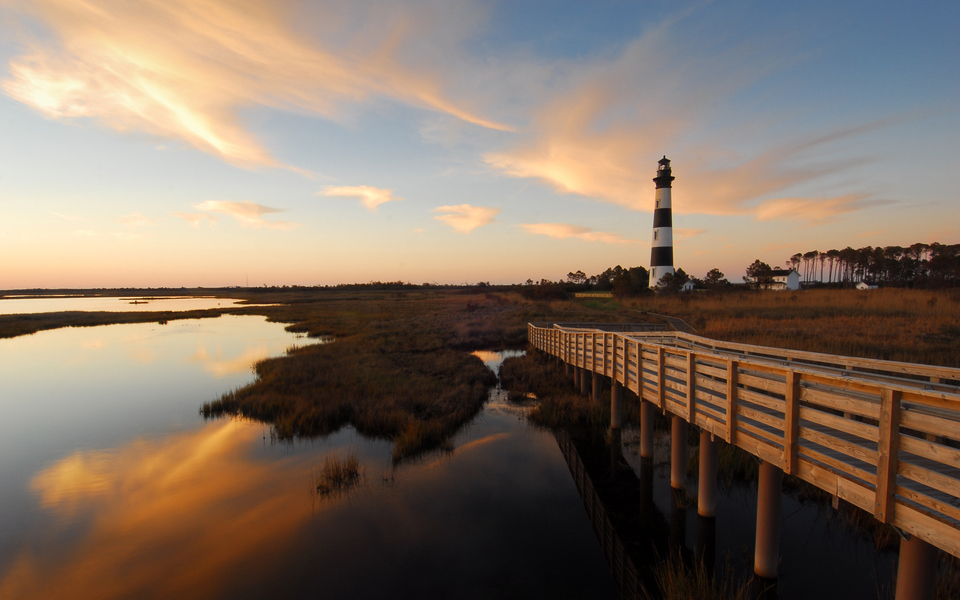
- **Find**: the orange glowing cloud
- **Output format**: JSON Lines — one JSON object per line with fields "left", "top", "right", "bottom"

{"left": 483, "top": 27, "right": 890, "bottom": 223}
{"left": 192, "top": 200, "right": 300, "bottom": 230}
{"left": 1, "top": 0, "right": 511, "bottom": 170}
{"left": 752, "top": 194, "right": 881, "bottom": 223}
{"left": 433, "top": 204, "right": 500, "bottom": 233}
{"left": 521, "top": 223, "right": 640, "bottom": 245}
{"left": 319, "top": 185, "right": 402, "bottom": 212}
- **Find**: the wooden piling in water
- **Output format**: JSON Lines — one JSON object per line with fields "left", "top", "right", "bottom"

{"left": 755, "top": 460, "right": 783, "bottom": 579}
{"left": 640, "top": 400, "right": 654, "bottom": 458}
{"left": 671, "top": 415, "right": 687, "bottom": 489}
{"left": 610, "top": 379, "right": 623, "bottom": 430}
{"left": 698, "top": 429, "right": 718, "bottom": 518}
{"left": 895, "top": 534, "right": 937, "bottom": 600}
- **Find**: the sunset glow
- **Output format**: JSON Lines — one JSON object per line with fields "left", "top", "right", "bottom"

{"left": 1, "top": 1, "right": 957, "bottom": 286}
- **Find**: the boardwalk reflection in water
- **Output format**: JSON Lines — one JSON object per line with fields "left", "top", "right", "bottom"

{"left": 555, "top": 429, "right": 672, "bottom": 599}
{"left": 556, "top": 426, "right": 903, "bottom": 599}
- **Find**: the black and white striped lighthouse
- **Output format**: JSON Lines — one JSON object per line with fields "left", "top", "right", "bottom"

{"left": 649, "top": 156, "right": 675, "bottom": 287}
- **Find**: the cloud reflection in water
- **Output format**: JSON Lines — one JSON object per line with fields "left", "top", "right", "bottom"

{"left": 1, "top": 420, "right": 316, "bottom": 600}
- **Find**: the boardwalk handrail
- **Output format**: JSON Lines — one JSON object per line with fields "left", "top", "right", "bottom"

{"left": 528, "top": 322, "right": 960, "bottom": 558}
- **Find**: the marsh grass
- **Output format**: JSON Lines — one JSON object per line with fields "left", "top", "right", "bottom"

{"left": 622, "top": 288, "right": 960, "bottom": 367}
{"left": 313, "top": 453, "right": 362, "bottom": 497}
{"left": 199, "top": 289, "right": 634, "bottom": 461}
{"left": 0, "top": 309, "right": 226, "bottom": 338}
{"left": 643, "top": 551, "right": 753, "bottom": 600}
{"left": 936, "top": 553, "right": 960, "bottom": 600}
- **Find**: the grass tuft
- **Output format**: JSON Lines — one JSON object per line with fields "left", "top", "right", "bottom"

{"left": 643, "top": 552, "right": 752, "bottom": 600}
{"left": 313, "top": 453, "right": 362, "bottom": 496}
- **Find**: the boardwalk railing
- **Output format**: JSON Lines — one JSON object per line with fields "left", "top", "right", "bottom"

{"left": 528, "top": 322, "right": 960, "bottom": 558}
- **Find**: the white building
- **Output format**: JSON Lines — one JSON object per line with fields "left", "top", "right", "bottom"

{"left": 856, "top": 282, "right": 879, "bottom": 290}
{"left": 761, "top": 269, "right": 800, "bottom": 291}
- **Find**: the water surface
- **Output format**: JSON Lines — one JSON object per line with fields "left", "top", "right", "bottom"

{"left": 0, "top": 295, "right": 258, "bottom": 315}
{"left": 0, "top": 320, "right": 618, "bottom": 599}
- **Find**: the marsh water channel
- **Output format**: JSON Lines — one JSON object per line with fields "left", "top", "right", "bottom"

{"left": 0, "top": 311, "right": 898, "bottom": 599}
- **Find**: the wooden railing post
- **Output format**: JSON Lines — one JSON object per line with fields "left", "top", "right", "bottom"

{"left": 875, "top": 388, "right": 902, "bottom": 524}
{"left": 636, "top": 341, "right": 643, "bottom": 397}
{"left": 657, "top": 347, "right": 666, "bottom": 410}
{"left": 686, "top": 352, "right": 696, "bottom": 424}
{"left": 726, "top": 360, "right": 738, "bottom": 444}
{"left": 603, "top": 333, "right": 609, "bottom": 377}
{"left": 783, "top": 371, "right": 801, "bottom": 474}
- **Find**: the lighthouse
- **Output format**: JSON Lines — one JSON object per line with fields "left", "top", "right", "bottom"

{"left": 649, "top": 156, "right": 675, "bottom": 287}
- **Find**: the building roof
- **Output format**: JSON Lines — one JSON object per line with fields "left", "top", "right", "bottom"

{"left": 769, "top": 269, "right": 796, "bottom": 277}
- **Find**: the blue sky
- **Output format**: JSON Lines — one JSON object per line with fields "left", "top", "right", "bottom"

{"left": 0, "top": 0, "right": 957, "bottom": 287}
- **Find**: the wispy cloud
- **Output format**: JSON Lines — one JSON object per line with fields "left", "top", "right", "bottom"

{"left": 752, "top": 194, "right": 887, "bottom": 223}
{"left": 318, "top": 185, "right": 401, "bottom": 212}
{"left": 192, "top": 201, "right": 300, "bottom": 230}
{"left": 2, "top": 0, "right": 512, "bottom": 171}
{"left": 521, "top": 223, "right": 639, "bottom": 245}
{"left": 433, "top": 204, "right": 500, "bottom": 233}
{"left": 481, "top": 21, "right": 896, "bottom": 223}
{"left": 172, "top": 212, "right": 216, "bottom": 228}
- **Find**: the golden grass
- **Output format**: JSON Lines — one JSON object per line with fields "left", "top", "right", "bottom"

{"left": 622, "top": 288, "right": 960, "bottom": 366}
{"left": 313, "top": 453, "right": 362, "bottom": 497}
{"left": 199, "top": 289, "right": 633, "bottom": 461}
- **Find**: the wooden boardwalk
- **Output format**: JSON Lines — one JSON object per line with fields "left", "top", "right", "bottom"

{"left": 528, "top": 322, "right": 960, "bottom": 559}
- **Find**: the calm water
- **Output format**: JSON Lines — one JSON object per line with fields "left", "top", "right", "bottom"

{"left": 0, "top": 317, "right": 618, "bottom": 599}
{"left": 0, "top": 295, "right": 259, "bottom": 315}
{"left": 0, "top": 315, "right": 901, "bottom": 599}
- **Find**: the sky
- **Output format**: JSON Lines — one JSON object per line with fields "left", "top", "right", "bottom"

{"left": 0, "top": 0, "right": 958, "bottom": 288}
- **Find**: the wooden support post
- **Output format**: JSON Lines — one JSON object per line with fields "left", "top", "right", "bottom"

{"left": 671, "top": 415, "right": 687, "bottom": 490}
{"left": 636, "top": 341, "right": 644, "bottom": 398}
{"left": 783, "top": 371, "right": 801, "bottom": 474}
{"left": 611, "top": 379, "right": 623, "bottom": 430}
{"left": 875, "top": 388, "right": 902, "bottom": 523}
{"left": 657, "top": 347, "right": 666, "bottom": 410}
{"left": 640, "top": 400, "right": 654, "bottom": 458}
{"left": 602, "top": 333, "right": 609, "bottom": 377}
{"left": 699, "top": 430, "right": 718, "bottom": 517}
{"left": 574, "top": 366, "right": 580, "bottom": 388}
{"left": 580, "top": 368, "right": 591, "bottom": 396}
{"left": 592, "top": 369, "right": 602, "bottom": 403}
{"left": 895, "top": 534, "right": 937, "bottom": 600}
{"left": 755, "top": 460, "right": 783, "bottom": 579}
{"left": 583, "top": 333, "right": 597, "bottom": 373}
{"left": 686, "top": 352, "right": 697, "bottom": 424}
{"left": 726, "top": 361, "right": 738, "bottom": 444}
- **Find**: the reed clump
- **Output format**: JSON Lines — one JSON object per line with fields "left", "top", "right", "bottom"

{"left": 201, "top": 289, "right": 632, "bottom": 461}
{"left": 642, "top": 552, "right": 752, "bottom": 600}
{"left": 313, "top": 453, "right": 363, "bottom": 496}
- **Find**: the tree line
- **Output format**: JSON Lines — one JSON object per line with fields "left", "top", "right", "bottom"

{"left": 518, "top": 264, "right": 733, "bottom": 299}
{"left": 784, "top": 242, "right": 960, "bottom": 287}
